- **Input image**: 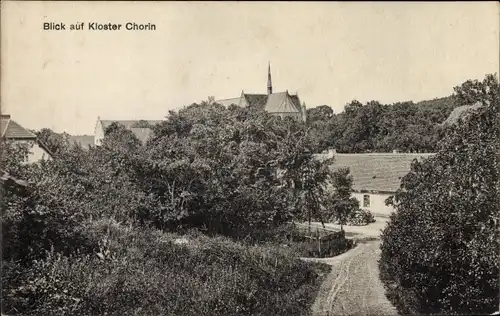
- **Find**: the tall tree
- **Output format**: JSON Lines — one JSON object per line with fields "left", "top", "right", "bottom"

{"left": 36, "top": 128, "right": 70, "bottom": 155}
{"left": 380, "top": 74, "right": 499, "bottom": 315}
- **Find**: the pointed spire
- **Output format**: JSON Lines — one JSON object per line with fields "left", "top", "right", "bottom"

{"left": 267, "top": 62, "right": 273, "bottom": 95}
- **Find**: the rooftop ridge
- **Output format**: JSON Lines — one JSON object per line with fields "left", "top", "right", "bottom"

{"left": 216, "top": 97, "right": 241, "bottom": 102}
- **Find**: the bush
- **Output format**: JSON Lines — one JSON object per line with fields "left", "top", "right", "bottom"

{"left": 331, "top": 207, "right": 375, "bottom": 226}
{"left": 379, "top": 75, "right": 499, "bottom": 315}
{"left": 325, "top": 206, "right": 376, "bottom": 226}
{"left": 290, "top": 230, "right": 354, "bottom": 258}
{"left": 262, "top": 225, "right": 354, "bottom": 258}
{"left": 346, "top": 208, "right": 375, "bottom": 226}
{"left": 2, "top": 221, "right": 330, "bottom": 316}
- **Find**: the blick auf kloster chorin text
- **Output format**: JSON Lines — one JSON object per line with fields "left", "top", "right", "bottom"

{"left": 43, "top": 22, "right": 156, "bottom": 31}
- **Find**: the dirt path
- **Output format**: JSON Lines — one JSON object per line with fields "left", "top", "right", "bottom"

{"left": 303, "top": 240, "right": 398, "bottom": 316}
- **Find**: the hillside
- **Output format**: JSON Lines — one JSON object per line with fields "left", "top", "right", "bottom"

{"left": 305, "top": 95, "right": 460, "bottom": 154}
{"left": 414, "top": 95, "right": 456, "bottom": 109}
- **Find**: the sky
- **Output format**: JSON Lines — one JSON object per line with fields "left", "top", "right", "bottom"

{"left": 2, "top": 1, "right": 498, "bottom": 135}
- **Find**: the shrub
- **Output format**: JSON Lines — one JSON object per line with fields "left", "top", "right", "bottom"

{"left": 263, "top": 225, "right": 354, "bottom": 258}
{"left": 379, "top": 75, "right": 499, "bottom": 315}
{"left": 2, "top": 221, "right": 330, "bottom": 316}
{"left": 290, "top": 230, "right": 354, "bottom": 258}
{"left": 329, "top": 207, "right": 375, "bottom": 226}
{"left": 346, "top": 208, "right": 375, "bottom": 226}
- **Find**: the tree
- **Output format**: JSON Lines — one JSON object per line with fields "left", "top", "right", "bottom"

{"left": 344, "top": 100, "right": 363, "bottom": 117}
{"left": 306, "top": 105, "right": 334, "bottom": 123}
{"left": 36, "top": 128, "right": 71, "bottom": 156}
{"left": 136, "top": 103, "right": 324, "bottom": 237}
{"left": 326, "top": 167, "right": 360, "bottom": 232}
{"left": 131, "top": 120, "right": 153, "bottom": 129}
{"left": 454, "top": 73, "right": 499, "bottom": 106}
{"left": 103, "top": 122, "right": 142, "bottom": 151}
{"left": 380, "top": 74, "right": 499, "bottom": 315}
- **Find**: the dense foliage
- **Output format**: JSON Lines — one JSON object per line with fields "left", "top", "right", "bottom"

{"left": 3, "top": 220, "right": 329, "bottom": 316}
{"left": 306, "top": 95, "right": 457, "bottom": 153}
{"left": 379, "top": 74, "right": 499, "bottom": 315}
{"left": 36, "top": 128, "right": 72, "bottom": 156}
{"left": 2, "top": 105, "right": 340, "bottom": 315}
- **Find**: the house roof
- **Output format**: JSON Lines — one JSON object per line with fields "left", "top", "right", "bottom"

{"left": 99, "top": 120, "right": 163, "bottom": 130}
{"left": 216, "top": 97, "right": 242, "bottom": 107}
{"left": 69, "top": 135, "right": 94, "bottom": 149}
{"left": 98, "top": 119, "right": 162, "bottom": 145}
{"left": 0, "top": 115, "right": 37, "bottom": 139}
{"left": 130, "top": 128, "right": 154, "bottom": 144}
{"left": 315, "top": 153, "right": 435, "bottom": 193}
{"left": 289, "top": 95, "right": 302, "bottom": 108}
{"left": 441, "top": 101, "right": 483, "bottom": 126}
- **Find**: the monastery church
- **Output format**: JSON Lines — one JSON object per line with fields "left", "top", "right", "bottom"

{"left": 216, "top": 64, "right": 308, "bottom": 122}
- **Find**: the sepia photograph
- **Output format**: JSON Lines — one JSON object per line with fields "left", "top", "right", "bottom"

{"left": 1, "top": 1, "right": 499, "bottom": 315}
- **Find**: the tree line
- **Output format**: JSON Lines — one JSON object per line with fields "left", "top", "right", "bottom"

{"left": 305, "top": 90, "right": 468, "bottom": 153}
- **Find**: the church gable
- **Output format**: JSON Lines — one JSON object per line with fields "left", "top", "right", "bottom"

{"left": 214, "top": 63, "right": 307, "bottom": 122}
{"left": 265, "top": 92, "right": 301, "bottom": 113}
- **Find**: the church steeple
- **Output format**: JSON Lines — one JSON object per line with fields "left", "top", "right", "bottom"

{"left": 267, "top": 62, "right": 273, "bottom": 95}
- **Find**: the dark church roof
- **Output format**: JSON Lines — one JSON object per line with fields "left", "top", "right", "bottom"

{"left": 243, "top": 94, "right": 268, "bottom": 109}
{"left": 214, "top": 64, "right": 305, "bottom": 116}
{"left": 236, "top": 92, "right": 302, "bottom": 113}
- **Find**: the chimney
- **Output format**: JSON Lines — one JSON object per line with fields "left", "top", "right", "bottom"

{"left": 0, "top": 114, "right": 11, "bottom": 119}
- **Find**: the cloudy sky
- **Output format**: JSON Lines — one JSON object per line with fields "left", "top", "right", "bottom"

{"left": 2, "top": 2, "right": 498, "bottom": 135}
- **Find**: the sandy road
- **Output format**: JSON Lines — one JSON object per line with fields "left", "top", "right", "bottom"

{"left": 303, "top": 240, "right": 398, "bottom": 316}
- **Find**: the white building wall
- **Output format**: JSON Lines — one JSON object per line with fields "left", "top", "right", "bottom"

{"left": 94, "top": 120, "right": 104, "bottom": 146}
{"left": 352, "top": 192, "right": 395, "bottom": 218}
{"left": 14, "top": 140, "right": 52, "bottom": 164}
{"left": 28, "top": 142, "right": 52, "bottom": 163}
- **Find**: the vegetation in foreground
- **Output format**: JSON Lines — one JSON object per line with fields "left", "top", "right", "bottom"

{"left": 3, "top": 219, "right": 330, "bottom": 316}
{"left": 2, "top": 104, "right": 351, "bottom": 315}
{"left": 256, "top": 224, "right": 355, "bottom": 259}
{"left": 4, "top": 73, "right": 496, "bottom": 315}
{"left": 380, "top": 74, "right": 499, "bottom": 315}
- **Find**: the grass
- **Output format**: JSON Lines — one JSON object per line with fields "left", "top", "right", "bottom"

{"left": 2, "top": 220, "right": 331, "bottom": 316}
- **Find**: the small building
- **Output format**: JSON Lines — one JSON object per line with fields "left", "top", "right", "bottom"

{"left": 315, "top": 150, "right": 435, "bottom": 217}
{"left": 216, "top": 63, "right": 307, "bottom": 122}
{"left": 93, "top": 118, "right": 163, "bottom": 146}
{"left": 0, "top": 114, "right": 52, "bottom": 163}
{"left": 68, "top": 135, "right": 95, "bottom": 149}
{"left": 440, "top": 101, "right": 484, "bottom": 126}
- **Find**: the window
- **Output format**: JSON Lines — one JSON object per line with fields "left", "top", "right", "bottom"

{"left": 363, "top": 195, "right": 370, "bottom": 208}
